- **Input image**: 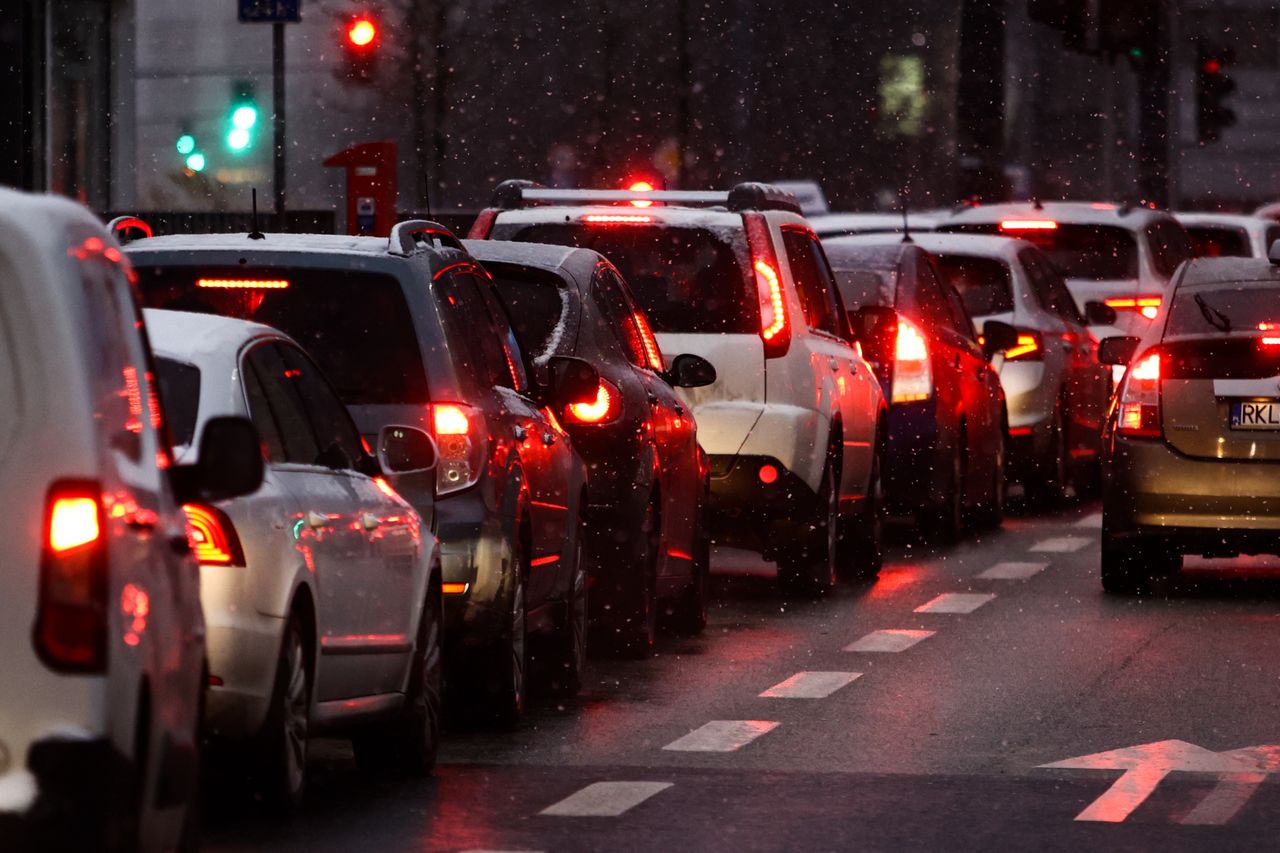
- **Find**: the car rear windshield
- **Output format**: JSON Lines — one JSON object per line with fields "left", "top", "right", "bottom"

{"left": 933, "top": 254, "right": 1013, "bottom": 316}
{"left": 829, "top": 268, "right": 896, "bottom": 310}
{"left": 1166, "top": 283, "right": 1280, "bottom": 338}
{"left": 1186, "top": 226, "right": 1250, "bottom": 258}
{"left": 489, "top": 268, "right": 570, "bottom": 363}
{"left": 949, "top": 223, "right": 1138, "bottom": 281}
{"left": 134, "top": 266, "right": 429, "bottom": 405}
{"left": 508, "top": 223, "right": 755, "bottom": 334}
{"left": 154, "top": 357, "right": 201, "bottom": 448}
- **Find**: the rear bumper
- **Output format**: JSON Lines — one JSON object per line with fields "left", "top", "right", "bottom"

{"left": 884, "top": 401, "right": 943, "bottom": 510}
{"left": 706, "top": 454, "right": 821, "bottom": 549}
{"left": 0, "top": 737, "right": 131, "bottom": 848}
{"left": 696, "top": 401, "right": 827, "bottom": 493}
{"left": 201, "top": 604, "right": 283, "bottom": 741}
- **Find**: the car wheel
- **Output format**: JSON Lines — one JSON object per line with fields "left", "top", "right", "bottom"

{"left": 918, "top": 440, "right": 965, "bottom": 543}
{"left": 1027, "top": 407, "right": 1069, "bottom": 508}
{"left": 260, "top": 617, "right": 310, "bottom": 813}
{"left": 548, "top": 527, "right": 589, "bottom": 696}
{"left": 669, "top": 523, "right": 710, "bottom": 634}
{"left": 779, "top": 456, "right": 838, "bottom": 595}
{"left": 488, "top": 545, "right": 528, "bottom": 728}
{"left": 838, "top": 444, "right": 883, "bottom": 580}
{"left": 597, "top": 498, "right": 659, "bottom": 658}
{"left": 353, "top": 584, "right": 443, "bottom": 774}
{"left": 971, "top": 428, "right": 1006, "bottom": 530}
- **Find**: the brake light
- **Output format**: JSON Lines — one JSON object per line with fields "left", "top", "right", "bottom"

{"left": 183, "top": 504, "right": 245, "bottom": 566}
{"left": 632, "top": 311, "right": 665, "bottom": 371}
{"left": 1105, "top": 296, "right": 1162, "bottom": 321}
{"left": 1117, "top": 350, "right": 1162, "bottom": 438}
{"left": 430, "top": 402, "right": 486, "bottom": 495}
{"left": 627, "top": 181, "right": 655, "bottom": 208}
{"left": 743, "top": 212, "right": 790, "bottom": 358}
{"left": 196, "top": 279, "right": 290, "bottom": 289}
{"left": 564, "top": 380, "right": 623, "bottom": 425}
{"left": 1000, "top": 219, "right": 1058, "bottom": 231}
{"left": 582, "top": 214, "right": 654, "bottom": 225}
{"left": 467, "top": 208, "right": 499, "bottom": 239}
{"left": 892, "top": 318, "right": 933, "bottom": 403}
{"left": 35, "top": 482, "right": 108, "bottom": 672}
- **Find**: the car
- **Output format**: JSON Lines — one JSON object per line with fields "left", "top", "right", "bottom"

{"left": 464, "top": 239, "right": 715, "bottom": 654}
{"left": 124, "top": 221, "right": 594, "bottom": 724}
{"left": 471, "top": 181, "right": 887, "bottom": 594}
{"left": 1174, "top": 212, "right": 1280, "bottom": 259}
{"left": 0, "top": 194, "right": 261, "bottom": 851}
{"left": 906, "top": 232, "right": 1112, "bottom": 504}
{"left": 1098, "top": 252, "right": 1280, "bottom": 593}
{"left": 145, "top": 308, "right": 443, "bottom": 810}
{"left": 808, "top": 211, "right": 943, "bottom": 240}
{"left": 939, "top": 201, "right": 1193, "bottom": 342}
{"left": 821, "top": 234, "right": 1010, "bottom": 539}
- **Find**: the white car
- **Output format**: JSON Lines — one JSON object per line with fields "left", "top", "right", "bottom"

{"left": 1174, "top": 212, "right": 1280, "bottom": 259}
{"left": 0, "top": 193, "right": 261, "bottom": 851}
{"left": 145, "top": 309, "right": 444, "bottom": 811}
{"left": 940, "top": 201, "right": 1194, "bottom": 342}
{"left": 472, "top": 181, "right": 887, "bottom": 592}
{"left": 808, "top": 211, "right": 944, "bottom": 240}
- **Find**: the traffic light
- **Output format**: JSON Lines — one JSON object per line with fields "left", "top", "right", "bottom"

{"left": 340, "top": 14, "right": 380, "bottom": 82}
{"left": 226, "top": 81, "right": 259, "bottom": 153}
{"left": 1197, "top": 44, "right": 1237, "bottom": 144}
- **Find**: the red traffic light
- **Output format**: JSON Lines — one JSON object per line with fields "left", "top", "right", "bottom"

{"left": 347, "top": 18, "right": 377, "bottom": 48}
{"left": 1202, "top": 58, "right": 1222, "bottom": 75}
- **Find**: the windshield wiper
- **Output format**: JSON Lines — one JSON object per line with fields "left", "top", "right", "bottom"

{"left": 1195, "top": 293, "right": 1232, "bottom": 332}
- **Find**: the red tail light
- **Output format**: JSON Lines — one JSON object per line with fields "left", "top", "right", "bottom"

{"left": 743, "top": 212, "right": 790, "bottom": 359}
{"left": 1105, "top": 296, "right": 1162, "bottom": 321}
{"left": 1000, "top": 219, "right": 1058, "bottom": 231}
{"left": 582, "top": 214, "right": 654, "bottom": 225}
{"left": 1117, "top": 350, "right": 1162, "bottom": 438}
{"left": 196, "top": 279, "right": 290, "bottom": 289}
{"left": 467, "top": 208, "right": 499, "bottom": 239}
{"left": 183, "top": 504, "right": 245, "bottom": 566}
{"left": 627, "top": 181, "right": 656, "bottom": 208}
{"left": 892, "top": 318, "right": 933, "bottom": 403}
{"left": 564, "top": 380, "right": 623, "bottom": 425}
{"left": 431, "top": 402, "right": 487, "bottom": 495}
{"left": 35, "top": 482, "right": 108, "bottom": 672}
{"left": 631, "top": 311, "right": 665, "bottom": 371}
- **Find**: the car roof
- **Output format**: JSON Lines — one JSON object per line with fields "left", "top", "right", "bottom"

{"left": 144, "top": 307, "right": 286, "bottom": 366}
{"left": 809, "top": 212, "right": 942, "bottom": 236}
{"left": 126, "top": 232, "right": 400, "bottom": 257}
{"left": 945, "top": 201, "right": 1175, "bottom": 229}
{"left": 462, "top": 238, "right": 602, "bottom": 286}
{"left": 492, "top": 204, "right": 797, "bottom": 231}
{"left": 1174, "top": 212, "right": 1272, "bottom": 231}
{"left": 1176, "top": 256, "right": 1280, "bottom": 289}
{"left": 820, "top": 234, "right": 915, "bottom": 269}
{"left": 904, "top": 232, "right": 1028, "bottom": 263}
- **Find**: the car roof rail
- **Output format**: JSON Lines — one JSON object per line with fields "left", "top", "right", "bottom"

{"left": 106, "top": 215, "right": 154, "bottom": 244}
{"left": 726, "top": 182, "right": 803, "bottom": 215}
{"left": 388, "top": 220, "right": 463, "bottom": 256}
{"left": 488, "top": 179, "right": 801, "bottom": 215}
{"left": 491, "top": 179, "right": 546, "bottom": 209}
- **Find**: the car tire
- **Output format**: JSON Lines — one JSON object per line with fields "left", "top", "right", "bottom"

{"left": 352, "top": 584, "right": 443, "bottom": 775}
{"left": 779, "top": 456, "right": 838, "bottom": 596}
{"left": 669, "top": 524, "right": 710, "bottom": 634}
{"left": 259, "top": 616, "right": 310, "bottom": 814}
{"left": 918, "top": 440, "right": 965, "bottom": 544}
{"left": 971, "top": 428, "right": 1006, "bottom": 530}
{"left": 547, "top": 527, "right": 589, "bottom": 696}
{"left": 838, "top": 444, "right": 883, "bottom": 580}
{"left": 488, "top": 543, "right": 528, "bottom": 728}
{"left": 1027, "top": 407, "right": 1069, "bottom": 508}
{"left": 597, "top": 498, "right": 660, "bottom": 658}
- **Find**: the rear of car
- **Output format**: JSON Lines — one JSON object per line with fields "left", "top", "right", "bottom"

{"left": 941, "top": 202, "right": 1193, "bottom": 341}
{"left": 0, "top": 193, "right": 204, "bottom": 851}
{"left": 1101, "top": 256, "right": 1280, "bottom": 591}
{"left": 1175, "top": 212, "right": 1280, "bottom": 259}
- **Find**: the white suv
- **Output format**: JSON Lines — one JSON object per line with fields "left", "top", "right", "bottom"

{"left": 472, "top": 181, "right": 887, "bottom": 591}
{"left": 0, "top": 194, "right": 261, "bottom": 850}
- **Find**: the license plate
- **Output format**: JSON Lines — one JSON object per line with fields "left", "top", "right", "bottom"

{"left": 1230, "top": 400, "right": 1280, "bottom": 430}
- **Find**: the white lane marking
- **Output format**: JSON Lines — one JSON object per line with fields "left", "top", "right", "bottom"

{"left": 1030, "top": 535, "right": 1093, "bottom": 553}
{"left": 914, "top": 592, "right": 996, "bottom": 614}
{"left": 662, "top": 720, "right": 779, "bottom": 752}
{"left": 978, "top": 561, "right": 1048, "bottom": 580}
{"left": 844, "top": 629, "right": 935, "bottom": 653}
{"left": 1076, "top": 513, "right": 1103, "bottom": 528}
{"left": 760, "top": 671, "right": 862, "bottom": 699}
{"left": 540, "top": 781, "right": 673, "bottom": 817}
{"left": 1180, "top": 772, "right": 1268, "bottom": 825}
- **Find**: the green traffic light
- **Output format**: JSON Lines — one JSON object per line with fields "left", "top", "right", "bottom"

{"left": 176, "top": 134, "right": 196, "bottom": 156}
{"left": 227, "top": 128, "right": 251, "bottom": 151}
{"left": 232, "top": 105, "right": 258, "bottom": 130}
{"left": 186, "top": 152, "right": 207, "bottom": 172}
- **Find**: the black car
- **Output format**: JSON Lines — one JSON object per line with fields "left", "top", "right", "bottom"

{"left": 465, "top": 239, "right": 716, "bottom": 656}
{"left": 125, "top": 221, "right": 597, "bottom": 724}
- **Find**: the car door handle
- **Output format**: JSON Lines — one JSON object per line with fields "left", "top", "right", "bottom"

{"left": 360, "top": 512, "right": 381, "bottom": 531}
{"left": 306, "top": 510, "right": 329, "bottom": 529}
{"left": 828, "top": 358, "right": 839, "bottom": 371}
{"left": 513, "top": 425, "right": 528, "bottom": 441}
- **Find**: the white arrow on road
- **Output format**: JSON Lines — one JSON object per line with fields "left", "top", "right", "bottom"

{"left": 1040, "top": 740, "right": 1268, "bottom": 823}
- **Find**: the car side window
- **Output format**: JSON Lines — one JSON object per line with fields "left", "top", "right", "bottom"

{"left": 239, "top": 349, "right": 287, "bottom": 464}
{"left": 782, "top": 227, "right": 840, "bottom": 335}
{"left": 242, "top": 342, "right": 320, "bottom": 466}
{"left": 592, "top": 266, "right": 651, "bottom": 369}
{"left": 436, "top": 268, "right": 518, "bottom": 391}
{"left": 1267, "top": 225, "right": 1280, "bottom": 255}
{"left": 469, "top": 269, "right": 530, "bottom": 392}
{"left": 940, "top": 271, "right": 978, "bottom": 342}
{"left": 280, "top": 345, "right": 366, "bottom": 470}
{"left": 912, "top": 259, "right": 960, "bottom": 334}
{"left": 1147, "top": 221, "right": 1193, "bottom": 279}
{"left": 1022, "top": 249, "right": 1085, "bottom": 324}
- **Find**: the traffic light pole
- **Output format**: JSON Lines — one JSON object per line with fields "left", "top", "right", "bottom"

{"left": 273, "top": 21, "right": 286, "bottom": 218}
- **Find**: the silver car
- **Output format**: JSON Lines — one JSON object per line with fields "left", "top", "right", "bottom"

{"left": 909, "top": 233, "right": 1112, "bottom": 503}
{"left": 145, "top": 308, "right": 444, "bottom": 812}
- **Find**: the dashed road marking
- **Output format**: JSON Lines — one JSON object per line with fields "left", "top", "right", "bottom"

{"left": 1030, "top": 535, "right": 1093, "bottom": 553}
{"left": 1076, "top": 512, "right": 1103, "bottom": 528}
{"left": 540, "top": 781, "right": 673, "bottom": 817}
{"left": 914, "top": 592, "right": 996, "bottom": 614}
{"left": 978, "top": 561, "right": 1048, "bottom": 580}
{"left": 662, "top": 720, "right": 779, "bottom": 752}
{"left": 760, "top": 671, "right": 862, "bottom": 699}
{"left": 844, "top": 629, "right": 935, "bottom": 653}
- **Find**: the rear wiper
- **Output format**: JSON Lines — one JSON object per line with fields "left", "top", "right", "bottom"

{"left": 1195, "top": 293, "right": 1231, "bottom": 332}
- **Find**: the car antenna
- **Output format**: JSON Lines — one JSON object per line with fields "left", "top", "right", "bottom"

{"left": 900, "top": 189, "right": 913, "bottom": 244}
{"left": 248, "top": 188, "right": 265, "bottom": 240}
{"left": 424, "top": 174, "right": 434, "bottom": 220}
{"left": 1032, "top": 196, "right": 1044, "bottom": 211}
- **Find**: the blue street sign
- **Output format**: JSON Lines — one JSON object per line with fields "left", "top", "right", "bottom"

{"left": 238, "top": 0, "right": 300, "bottom": 23}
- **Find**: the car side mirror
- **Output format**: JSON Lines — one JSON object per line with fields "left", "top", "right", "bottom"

{"left": 1098, "top": 335, "right": 1141, "bottom": 366}
{"left": 546, "top": 355, "right": 600, "bottom": 407}
{"left": 172, "top": 416, "right": 264, "bottom": 505}
{"left": 850, "top": 305, "right": 898, "bottom": 365}
{"left": 981, "top": 320, "right": 1020, "bottom": 360}
{"left": 1085, "top": 301, "right": 1118, "bottom": 326}
{"left": 378, "top": 425, "right": 438, "bottom": 475}
{"left": 665, "top": 353, "right": 717, "bottom": 388}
